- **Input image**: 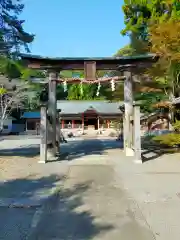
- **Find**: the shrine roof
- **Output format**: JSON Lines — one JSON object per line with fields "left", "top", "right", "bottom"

{"left": 22, "top": 111, "right": 40, "bottom": 119}
{"left": 20, "top": 53, "right": 158, "bottom": 70}
{"left": 22, "top": 100, "right": 123, "bottom": 118}
{"left": 57, "top": 100, "right": 123, "bottom": 115}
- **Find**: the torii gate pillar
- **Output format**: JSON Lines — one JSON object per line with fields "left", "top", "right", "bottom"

{"left": 133, "top": 103, "right": 142, "bottom": 163}
{"left": 123, "top": 70, "right": 134, "bottom": 156}
{"left": 48, "top": 71, "right": 58, "bottom": 158}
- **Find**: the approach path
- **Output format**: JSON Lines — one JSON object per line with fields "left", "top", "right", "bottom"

{"left": 28, "top": 138, "right": 155, "bottom": 240}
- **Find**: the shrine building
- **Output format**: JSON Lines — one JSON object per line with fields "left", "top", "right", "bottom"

{"left": 22, "top": 100, "right": 123, "bottom": 132}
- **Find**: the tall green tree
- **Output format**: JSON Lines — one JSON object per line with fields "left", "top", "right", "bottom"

{"left": 0, "top": 0, "right": 34, "bottom": 55}
{"left": 121, "top": 0, "right": 180, "bottom": 54}
{"left": 121, "top": 0, "right": 180, "bottom": 111}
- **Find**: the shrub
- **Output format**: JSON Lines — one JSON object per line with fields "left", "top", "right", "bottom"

{"left": 173, "top": 120, "right": 180, "bottom": 132}
{"left": 152, "top": 133, "right": 180, "bottom": 147}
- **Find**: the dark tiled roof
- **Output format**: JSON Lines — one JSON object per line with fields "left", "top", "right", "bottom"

{"left": 22, "top": 100, "right": 123, "bottom": 118}
{"left": 57, "top": 100, "right": 123, "bottom": 115}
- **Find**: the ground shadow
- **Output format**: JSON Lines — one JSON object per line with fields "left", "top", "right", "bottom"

{"left": 0, "top": 175, "right": 114, "bottom": 240}
{"left": 29, "top": 181, "right": 114, "bottom": 239}
{"left": 0, "top": 145, "right": 40, "bottom": 158}
{"left": 0, "top": 138, "right": 122, "bottom": 160}
{"left": 0, "top": 174, "right": 66, "bottom": 239}
{"left": 141, "top": 145, "right": 177, "bottom": 163}
{"left": 141, "top": 148, "right": 164, "bottom": 162}
{"left": 0, "top": 174, "right": 65, "bottom": 200}
{"left": 55, "top": 138, "right": 123, "bottom": 162}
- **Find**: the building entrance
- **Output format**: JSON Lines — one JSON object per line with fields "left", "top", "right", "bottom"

{"left": 84, "top": 117, "right": 98, "bottom": 130}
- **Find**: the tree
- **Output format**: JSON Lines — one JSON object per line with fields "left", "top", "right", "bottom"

{"left": 0, "top": 0, "right": 34, "bottom": 55}
{"left": 0, "top": 55, "right": 21, "bottom": 80}
{"left": 0, "top": 80, "right": 32, "bottom": 131}
{"left": 114, "top": 44, "right": 134, "bottom": 56}
{"left": 121, "top": 0, "right": 180, "bottom": 55}
{"left": 149, "top": 19, "right": 180, "bottom": 98}
{"left": 0, "top": 55, "right": 47, "bottom": 114}
{"left": 120, "top": 0, "right": 180, "bottom": 113}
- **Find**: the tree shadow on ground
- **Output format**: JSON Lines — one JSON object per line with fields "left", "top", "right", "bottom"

{"left": 56, "top": 139, "right": 123, "bottom": 162}
{"left": 0, "top": 174, "right": 66, "bottom": 239}
{"left": 0, "top": 139, "right": 123, "bottom": 160}
{"left": 0, "top": 174, "right": 65, "bottom": 200}
{"left": 0, "top": 145, "right": 40, "bottom": 158}
{"left": 0, "top": 175, "right": 114, "bottom": 240}
{"left": 29, "top": 181, "right": 114, "bottom": 240}
{"left": 141, "top": 146, "right": 178, "bottom": 163}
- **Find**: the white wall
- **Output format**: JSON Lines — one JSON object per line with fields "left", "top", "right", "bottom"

{"left": 2, "top": 118, "right": 12, "bottom": 134}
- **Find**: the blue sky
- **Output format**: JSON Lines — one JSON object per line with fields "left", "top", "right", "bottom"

{"left": 21, "top": 0, "right": 129, "bottom": 57}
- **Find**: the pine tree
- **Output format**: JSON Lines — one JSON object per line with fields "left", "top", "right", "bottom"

{"left": 0, "top": 0, "right": 34, "bottom": 55}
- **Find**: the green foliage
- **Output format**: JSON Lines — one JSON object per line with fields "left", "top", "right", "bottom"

{"left": 0, "top": 87, "right": 7, "bottom": 95}
{"left": 121, "top": 0, "right": 180, "bottom": 41}
{"left": 153, "top": 133, "right": 180, "bottom": 147}
{"left": 114, "top": 44, "right": 134, "bottom": 56}
{"left": 56, "top": 84, "right": 68, "bottom": 100}
{"left": 59, "top": 70, "right": 111, "bottom": 101}
{"left": 67, "top": 84, "right": 106, "bottom": 100}
{"left": 0, "top": 56, "right": 21, "bottom": 79}
{"left": 0, "top": 0, "right": 34, "bottom": 54}
{"left": 173, "top": 120, "right": 180, "bottom": 132}
{"left": 120, "top": 0, "right": 180, "bottom": 111}
{"left": 135, "top": 91, "right": 168, "bottom": 113}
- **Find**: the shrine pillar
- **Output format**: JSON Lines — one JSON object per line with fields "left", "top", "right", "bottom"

{"left": 133, "top": 103, "right": 142, "bottom": 162}
{"left": 61, "top": 120, "right": 64, "bottom": 129}
{"left": 39, "top": 104, "right": 47, "bottom": 163}
{"left": 123, "top": 70, "right": 134, "bottom": 156}
{"left": 72, "top": 120, "right": 75, "bottom": 129}
{"left": 48, "top": 71, "right": 58, "bottom": 158}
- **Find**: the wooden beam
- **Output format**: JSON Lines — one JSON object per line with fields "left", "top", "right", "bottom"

{"left": 21, "top": 54, "right": 158, "bottom": 70}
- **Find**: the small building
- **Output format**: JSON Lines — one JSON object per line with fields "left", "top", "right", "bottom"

{"left": 21, "top": 100, "right": 123, "bottom": 132}
{"left": 1, "top": 117, "right": 16, "bottom": 134}
{"left": 1, "top": 116, "right": 25, "bottom": 134}
{"left": 21, "top": 111, "right": 40, "bottom": 134}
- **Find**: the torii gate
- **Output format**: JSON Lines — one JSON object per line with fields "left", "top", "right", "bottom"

{"left": 21, "top": 54, "right": 158, "bottom": 163}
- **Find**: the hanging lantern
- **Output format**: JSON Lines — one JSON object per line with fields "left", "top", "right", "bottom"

{"left": 63, "top": 80, "right": 67, "bottom": 92}
{"left": 111, "top": 79, "right": 115, "bottom": 91}
{"left": 96, "top": 82, "right": 101, "bottom": 96}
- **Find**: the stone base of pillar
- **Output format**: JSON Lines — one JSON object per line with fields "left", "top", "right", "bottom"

{"left": 133, "top": 159, "right": 143, "bottom": 164}
{"left": 125, "top": 147, "right": 134, "bottom": 156}
{"left": 47, "top": 149, "right": 58, "bottom": 161}
{"left": 38, "top": 160, "right": 46, "bottom": 164}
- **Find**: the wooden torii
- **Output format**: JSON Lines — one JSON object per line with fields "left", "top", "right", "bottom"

{"left": 21, "top": 54, "right": 158, "bottom": 163}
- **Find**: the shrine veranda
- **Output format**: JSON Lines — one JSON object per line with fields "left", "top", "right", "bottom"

{"left": 21, "top": 54, "right": 158, "bottom": 163}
